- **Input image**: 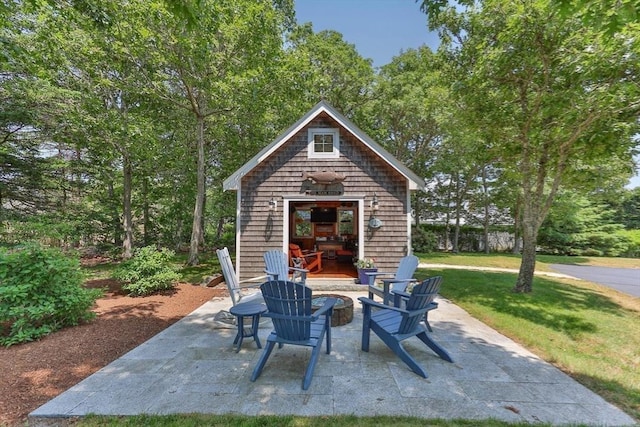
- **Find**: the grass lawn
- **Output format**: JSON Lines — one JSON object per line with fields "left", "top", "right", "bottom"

{"left": 76, "top": 415, "right": 551, "bottom": 427}
{"left": 418, "top": 252, "right": 640, "bottom": 271}
{"left": 415, "top": 263, "right": 640, "bottom": 422}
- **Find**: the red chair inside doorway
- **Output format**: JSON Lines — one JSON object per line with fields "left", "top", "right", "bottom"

{"left": 289, "top": 243, "right": 323, "bottom": 273}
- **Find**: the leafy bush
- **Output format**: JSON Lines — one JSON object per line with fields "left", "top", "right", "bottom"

{"left": 0, "top": 244, "right": 102, "bottom": 346}
{"left": 112, "top": 246, "right": 180, "bottom": 297}
{"left": 617, "top": 229, "right": 640, "bottom": 258}
{"left": 412, "top": 226, "right": 439, "bottom": 253}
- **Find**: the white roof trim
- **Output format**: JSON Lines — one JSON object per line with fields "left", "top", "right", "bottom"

{"left": 223, "top": 100, "right": 426, "bottom": 192}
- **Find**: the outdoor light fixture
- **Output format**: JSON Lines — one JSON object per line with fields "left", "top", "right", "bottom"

{"left": 268, "top": 195, "right": 277, "bottom": 212}
{"left": 371, "top": 193, "right": 379, "bottom": 212}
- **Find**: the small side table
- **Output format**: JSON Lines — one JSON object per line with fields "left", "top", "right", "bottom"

{"left": 229, "top": 302, "right": 267, "bottom": 352}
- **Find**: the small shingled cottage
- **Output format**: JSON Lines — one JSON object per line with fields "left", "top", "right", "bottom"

{"left": 223, "top": 100, "right": 426, "bottom": 281}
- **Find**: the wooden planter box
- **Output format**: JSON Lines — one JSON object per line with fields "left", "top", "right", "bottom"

{"left": 357, "top": 268, "right": 377, "bottom": 285}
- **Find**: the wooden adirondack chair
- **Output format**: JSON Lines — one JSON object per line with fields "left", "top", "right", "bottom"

{"left": 359, "top": 276, "right": 453, "bottom": 378}
{"left": 289, "top": 243, "right": 323, "bottom": 273}
{"left": 250, "top": 280, "right": 336, "bottom": 390}
{"left": 216, "top": 247, "right": 264, "bottom": 306}
{"left": 392, "top": 281, "right": 439, "bottom": 332}
{"left": 264, "top": 250, "right": 308, "bottom": 283}
{"left": 367, "top": 255, "right": 419, "bottom": 305}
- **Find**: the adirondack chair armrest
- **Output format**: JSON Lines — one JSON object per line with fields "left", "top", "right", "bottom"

{"left": 302, "top": 251, "right": 322, "bottom": 258}
{"left": 358, "top": 296, "right": 408, "bottom": 314}
{"left": 365, "top": 271, "right": 395, "bottom": 280}
{"left": 237, "top": 275, "right": 268, "bottom": 288}
{"left": 264, "top": 268, "right": 277, "bottom": 277}
{"left": 392, "top": 289, "right": 440, "bottom": 310}
{"left": 311, "top": 297, "right": 337, "bottom": 320}
{"left": 237, "top": 282, "right": 262, "bottom": 289}
{"left": 392, "top": 289, "right": 411, "bottom": 299}
{"left": 238, "top": 276, "right": 269, "bottom": 286}
{"left": 381, "top": 277, "right": 417, "bottom": 287}
{"left": 289, "top": 266, "right": 309, "bottom": 273}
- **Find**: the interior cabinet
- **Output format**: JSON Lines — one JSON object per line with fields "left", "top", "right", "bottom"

{"left": 317, "top": 241, "right": 343, "bottom": 259}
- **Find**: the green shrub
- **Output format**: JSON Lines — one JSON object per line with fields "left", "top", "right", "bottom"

{"left": 616, "top": 229, "right": 640, "bottom": 258}
{"left": 412, "top": 226, "right": 439, "bottom": 253}
{"left": 112, "top": 246, "right": 180, "bottom": 297}
{"left": 0, "top": 243, "right": 102, "bottom": 346}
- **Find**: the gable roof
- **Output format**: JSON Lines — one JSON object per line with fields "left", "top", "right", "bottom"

{"left": 223, "top": 100, "right": 426, "bottom": 192}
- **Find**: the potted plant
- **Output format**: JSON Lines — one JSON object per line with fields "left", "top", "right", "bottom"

{"left": 354, "top": 258, "right": 377, "bottom": 285}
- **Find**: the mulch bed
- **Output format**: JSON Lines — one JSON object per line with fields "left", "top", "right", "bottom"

{"left": 0, "top": 278, "right": 226, "bottom": 426}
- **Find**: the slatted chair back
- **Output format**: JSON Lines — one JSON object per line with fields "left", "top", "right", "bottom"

{"left": 359, "top": 275, "right": 452, "bottom": 378}
{"left": 216, "top": 247, "right": 242, "bottom": 305}
{"left": 260, "top": 280, "right": 312, "bottom": 341}
{"left": 289, "top": 243, "right": 306, "bottom": 266}
{"left": 289, "top": 243, "right": 323, "bottom": 273}
{"left": 399, "top": 276, "right": 442, "bottom": 333}
{"left": 216, "top": 247, "right": 264, "bottom": 306}
{"left": 393, "top": 255, "right": 420, "bottom": 290}
{"left": 367, "top": 254, "right": 419, "bottom": 304}
{"left": 251, "top": 280, "right": 335, "bottom": 389}
{"left": 264, "top": 250, "right": 306, "bottom": 283}
{"left": 263, "top": 250, "right": 289, "bottom": 281}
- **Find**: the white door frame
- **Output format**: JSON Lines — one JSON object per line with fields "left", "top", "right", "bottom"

{"left": 282, "top": 194, "right": 366, "bottom": 260}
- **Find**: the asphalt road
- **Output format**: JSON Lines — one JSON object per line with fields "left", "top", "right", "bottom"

{"left": 550, "top": 264, "right": 640, "bottom": 297}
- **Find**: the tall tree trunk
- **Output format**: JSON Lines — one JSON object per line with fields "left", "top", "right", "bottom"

{"left": 453, "top": 174, "right": 461, "bottom": 253}
{"left": 443, "top": 179, "right": 452, "bottom": 251}
{"left": 142, "top": 177, "right": 150, "bottom": 246}
{"left": 108, "top": 181, "right": 123, "bottom": 247}
{"left": 216, "top": 217, "right": 224, "bottom": 241}
{"left": 175, "top": 218, "right": 183, "bottom": 252}
{"left": 482, "top": 168, "right": 490, "bottom": 254}
{"left": 413, "top": 194, "right": 421, "bottom": 227}
{"left": 122, "top": 154, "right": 133, "bottom": 259}
{"left": 512, "top": 196, "right": 522, "bottom": 254}
{"left": 199, "top": 190, "right": 206, "bottom": 247}
{"left": 514, "top": 219, "right": 538, "bottom": 293}
{"left": 187, "top": 115, "right": 206, "bottom": 265}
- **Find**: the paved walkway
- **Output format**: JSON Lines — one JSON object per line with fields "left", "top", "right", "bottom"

{"left": 30, "top": 288, "right": 635, "bottom": 426}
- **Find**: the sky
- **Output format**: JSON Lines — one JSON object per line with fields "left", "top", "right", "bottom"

{"left": 294, "top": 0, "right": 639, "bottom": 189}
{"left": 294, "top": 0, "right": 439, "bottom": 68}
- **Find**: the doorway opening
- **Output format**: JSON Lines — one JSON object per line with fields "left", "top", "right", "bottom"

{"left": 288, "top": 200, "right": 358, "bottom": 278}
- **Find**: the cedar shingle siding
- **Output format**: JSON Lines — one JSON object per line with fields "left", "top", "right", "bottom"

{"left": 237, "top": 112, "right": 411, "bottom": 280}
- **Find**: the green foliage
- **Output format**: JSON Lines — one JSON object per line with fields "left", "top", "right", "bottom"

{"left": 354, "top": 258, "right": 376, "bottom": 268}
{"left": 112, "top": 246, "right": 180, "bottom": 296}
{"left": 412, "top": 226, "right": 439, "bottom": 253}
{"left": 538, "top": 192, "right": 630, "bottom": 256}
{"left": 614, "top": 187, "right": 640, "bottom": 229}
{"left": 0, "top": 243, "right": 101, "bottom": 346}
{"left": 206, "top": 220, "right": 236, "bottom": 251}
{"left": 617, "top": 229, "right": 640, "bottom": 257}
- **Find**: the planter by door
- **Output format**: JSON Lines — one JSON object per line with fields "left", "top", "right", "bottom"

{"left": 357, "top": 268, "right": 378, "bottom": 285}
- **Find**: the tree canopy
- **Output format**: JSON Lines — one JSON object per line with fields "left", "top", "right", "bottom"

{"left": 1, "top": 0, "right": 637, "bottom": 279}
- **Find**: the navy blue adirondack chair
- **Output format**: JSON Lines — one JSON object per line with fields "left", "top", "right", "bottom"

{"left": 359, "top": 276, "right": 453, "bottom": 378}
{"left": 367, "top": 255, "right": 419, "bottom": 305}
{"left": 263, "top": 250, "right": 308, "bottom": 283}
{"left": 251, "top": 280, "right": 336, "bottom": 390}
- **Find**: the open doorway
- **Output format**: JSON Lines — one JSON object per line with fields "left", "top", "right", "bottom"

{"left": 288, "top": 200, "right": 358, "bottom": 278}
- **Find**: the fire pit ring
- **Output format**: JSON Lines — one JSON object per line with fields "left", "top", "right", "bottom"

{"left": 311, "top": 294, "right": 354, "bottom": 327}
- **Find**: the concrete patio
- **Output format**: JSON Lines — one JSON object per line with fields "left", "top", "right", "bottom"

{"left": 30, "top": 288, "right": 636, "bottom": 425}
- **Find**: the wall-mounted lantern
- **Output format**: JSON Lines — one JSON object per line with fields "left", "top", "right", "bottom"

{"left": 269, "top": 194, "right": 278, "bottom": 213}
{"left": 370, "top": 193, "right": 379, "bottom": 212}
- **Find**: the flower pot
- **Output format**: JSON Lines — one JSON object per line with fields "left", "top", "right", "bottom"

{"left": 357, "top": 268, "right": 378, "bottom": 285}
